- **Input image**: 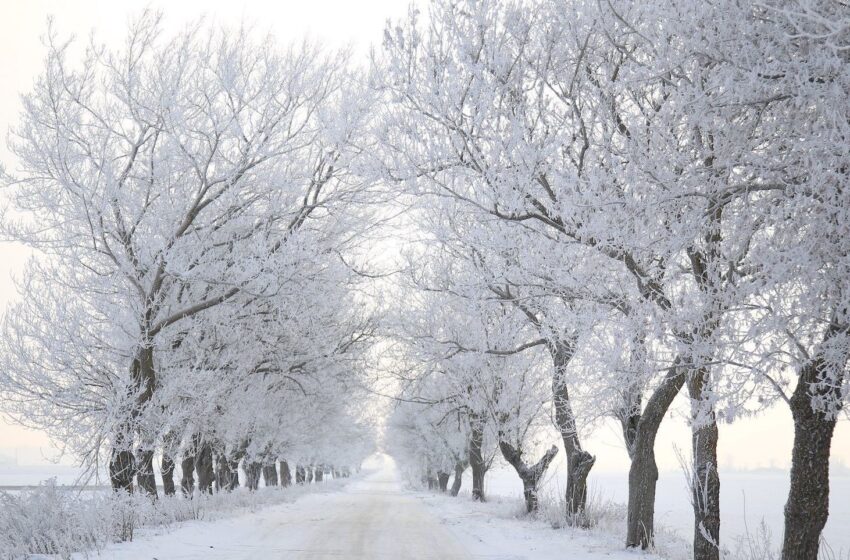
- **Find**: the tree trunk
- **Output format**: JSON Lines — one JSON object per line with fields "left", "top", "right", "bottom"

{"left": 626, "top": 360, "right": 686, "bottom": 549}
{"left": 280, "top": 460, "right": 292, "bottom": 487}
{"left": 109, "top": 435, "right": 135, "bottom": 494}
{"left": 437, "top": 472, "right": 450, "bottom": 492}
{"left": 315, "top": 466, "right": 324, "bottom": 482}
{"left": 136, "top": 449, "right": 158, "bottom": 498}
{"left": 306, "top": 466, "right": 314, "bottom": 483}
{"left": 227, "top": 458, "right": 241, "bottom": 490}
{"left": 499, "top": 441, "right": 559, "bottom": 513}
{"left": 263, "top": 464, "right": 279, "bottom": 487}
{"left": 216, "top": 453, "right": 239, "bottom": 492}
{"left": 245, "top": 461, "right": 262, "bottom": 491}
{"left": 450, "top": 461, "right": 466, "bottom": 496}
{"left": 180, "top": 454, "right": 195, "bottom": 497}
{"left": 550, "top": 339, "right": 594, "bottom": 523}
{"left": 469, "top": 417, "right": 487, "bottom": 501}
{"left": 295, "top": 465, "right": 306, "bottom": 484}
{"left": 195, "top": 441, "right": 215, "bottom": 494}
{"left": 782, "top": 326, "right": 847, "bottom": 560}
{"left": 161, "top": 453, "right": 176, "bottom": 496}
{"left": 688, "top": 370, "right": 720, "bottom": 560}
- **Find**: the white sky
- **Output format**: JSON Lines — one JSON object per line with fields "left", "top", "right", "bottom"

{"left": 0, "top": 0, "right": 847, "bottom": 471}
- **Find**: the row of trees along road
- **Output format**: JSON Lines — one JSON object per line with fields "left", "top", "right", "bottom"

{"left": 0, "top": 14, "right": 379, "bottom": 500}
{"left": 377, "top": 2, "right": 849, "bottom": 560}
{"left": 0, "top": 2, "right": 848, "bottom": 560}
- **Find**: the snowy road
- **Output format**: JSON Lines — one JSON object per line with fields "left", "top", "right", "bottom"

{"left": 96, "top": 454, "right": 469, "bottom": 560}
{"left": 92, "top": 454, "right": 650, "bottom": 560}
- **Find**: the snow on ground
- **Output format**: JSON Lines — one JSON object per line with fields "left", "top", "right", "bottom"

{"left": 476, "top": 464, "right": 850, "bottom": 556}
{"left": 75, "top": 454, "right": 655, "bottom": 560}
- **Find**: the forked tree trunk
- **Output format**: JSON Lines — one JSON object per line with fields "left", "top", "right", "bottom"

{"left": 450, "top": 461, "right": 466, "bottom": 496}
{"left": 263, "top": 464, "right": 279, "bottom": 487}
{"left": 180, "top": 454, "right": 195, "bottom": 497}
{"left": 161, "top": 453, "right": 176, "bottom": 496}
{"left": 437, "top": 472, "right": 450, "bottom": 492}
{"left": 626, "top": 361, "right": 686, "bottom": 549}
{"left": 499, "top": 441, "right": 559, "bottom": 513}
{"left": 468, "top": 417, "right": 487, "bottom": 501}
{"left": 782, "top": 323, "right": 847, "bottom": 560}
{"left": 295, "top": 465, "right": 306, "bottom": 484}
{"left": 688, "top": 370, "right": 720, "bottom": 560}
{"left": 550, "top": 339, "right": 594, "bottom": 523}
{"left": 280, "top": 461, "right": 292, "bottom": 487}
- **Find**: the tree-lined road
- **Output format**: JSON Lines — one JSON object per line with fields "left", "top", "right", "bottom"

{"left": 100, "top": 455, "right": 469, "bottom": 560}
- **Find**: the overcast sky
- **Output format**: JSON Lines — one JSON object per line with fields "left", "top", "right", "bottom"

{"left": 0, "top": 0, "right": 847, "bottom": 472}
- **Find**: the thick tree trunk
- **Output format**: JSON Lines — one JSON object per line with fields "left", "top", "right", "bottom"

{"left": 161, "top": 453, "right": 176, "bottom": 496}
{"left": 245, "top": 461, "right": 262, "bottom": 491}
{"left": 468, "top": 417, "right": 487, "bottom": 501}
{"left": 782, "top": 328, "right": 847, "bottom": 560}
{"left": 216, "top": 453, "right": 239, "bottom": 492}
{"left": 626, "top": 361, "right": 686, "bottom": 549}
{"left": 450, "top": 461, "right": 466, "bottom": 496}
{"left": 195, "top": 441, "right": 215, "bottom": 494}
{"left": 280, "top": 460, "right": 292, "bottom": 487}
{"left": 315, "top": 466, "right": 324, "bottom": 482}
{"left": 295, "top": 465, "right": 306, "bottom": 484}
{"left": 499, "top": 441, "right": 559, "bottom": 513}
{"left": 136, "top": 449, "right": 158, "bottom": 498}
{"left": 550, "top": 339, "right": 594, "bottom": 523}
{"left": 306, "top": 466, "right": 314, "bottom": 483}
{"left": 263, "top": 464, "right": 279, "bottom": 487}
{"left": 180, "top": 454, "right": 195, "bottom": 497}
{"left": 688, "top": 370, "right": 720, "bottom": 560}
{"left": 109, "top": 431, "right": 135, "bottom": 493}
{"left": 437, "top": 472, "right": 450, "bottom": 492}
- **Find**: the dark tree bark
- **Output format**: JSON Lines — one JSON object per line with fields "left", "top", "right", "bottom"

{"left": 437, "top": 472, "right": 450, "bottom": 492}
{"left": 626, "top": 361, "right": 686, "bottom": 549}
{"left": 180, "top": 454, "right": 195, "bottom": 497}
{"left": 295, "top": 465, "right": 306, "bottom": 484}
{"left": 196, "top": 441, "right": 215, "bottom": 494}
{"left": 550, "top": 339, "right": 594, "bottom": 523}
{"left": 263, "top": 463, "right": 279, "bottom": 487}
{"left": 782, "top": 321, "right": 847, "bottom": 560}
{"left": 280, "top": 460, "right": 292, "bottom": 487}
{"left": 109, "top": 442, "right": 135, "bottom": 494}
{"left": 245, "top": 461, "right": 262, "bottom": 491}
{"left": 499, "top": 441, "right": 559, "bottom": 513}
{"left": 216, "top": 453, "right": 240, "bottom": 492}
{"left": 136, "top": 449, "right": 158, "bottom": 497}
{"left": 468, "top": 416, "right": 487, "bottom": 501}
{"left": 161, "top": 453, "right": 176, "bottom": 496}
{"left": 109, "top": 345, "right": 157, "bottom": 494}
{"left": 306, "top": 466, "right": 314, "bottom": 483}
{"left": 449, "top": 461, "right": 467, "bottom": 497}
{"left": 315, "top": 466, "right": 324, "bottom": 482}
{"left": 688, "top": 369, "right": 720, "bottom": 560}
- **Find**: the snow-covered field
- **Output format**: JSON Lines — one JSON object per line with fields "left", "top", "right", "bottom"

{"left": 478, "top": 465, "right": 850, "bottom": 557}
